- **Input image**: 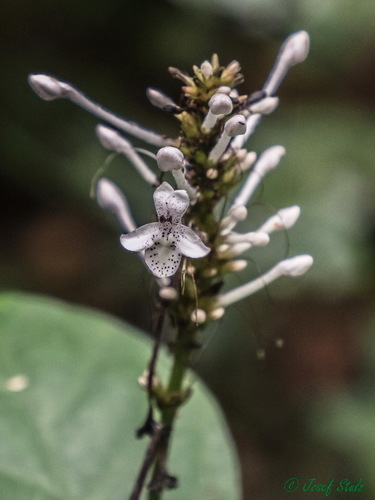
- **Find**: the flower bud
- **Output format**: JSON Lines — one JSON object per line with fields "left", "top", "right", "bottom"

{"left": 208, "top": 93, "right": 233, "bottom": 115}
{"left": 281, "top": 31, "right": 310, "bottom": 67}
{"left": 224, "top": 115, "right": 247, "bottom": 137}
{"left": 200, "top": 60, "right": 213, "bottom": 79}
{"left": 28, "top": 74, "right": 70, "bottom": 101}
{"left": 146, "top": 87, "right": 177, "bottom": 109}
{"left": 191, "top": 309, "right": 207, "bottom": 324}
{"left": 249, "top": 97, "right": 279, "bottom": 115}
{"left": 277, "top": 255, "right": 313, "bottom": 276}
{"left": 156, "top": 146, "right": 184, "bottom": 172}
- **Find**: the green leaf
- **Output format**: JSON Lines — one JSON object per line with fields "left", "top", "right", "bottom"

{"left": 0, "top": 292, "right": 241, "bottom": 500}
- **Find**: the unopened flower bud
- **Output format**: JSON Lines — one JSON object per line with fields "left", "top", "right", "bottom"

{"left": 200, "top": 60, "right": 214, "bottom": 79}
{"left": 258, "top": 206, "right": 301, "bottom": 234}
{"left": 222, "top": 260, "right": 248, "bottom": 273}
{"left": 209, "top": 93, "right": 233, "bottom": 115}
{"left": 248, "top": 96, "right": 279, "bottom": 115}
{"left": 224, "top": 114, "right": 247, "bottom": 137}
{"left": 209, "top": 115, "right": 247, "bottom": 162}
{"left": 209, "top": 307, "right": 225, "bottom": 320}
{"left": 216, "top": 86, "right": 232, "bottom": 94}
{"left": 146, "top": 87, "right": 177, "bottom": 110}
{"left": 281, "top": 30, "right": 310, "bottom": 67}
{"left": 191, "top": 308, "right": 207, "bottom": 325}
{"left": 159, "top": 286, "right": 178, "bottom": 301}
{"left": 96, "top": 178, "right": 137, "bottom": 232}
{"left": 28, "top": 74, "right": 70, "bottom": 101}
{"left": 156, "top": 147, "right": 184, "bottom": 171}
{"left": 277, "top": 255, "right": 313, "bottom": 276}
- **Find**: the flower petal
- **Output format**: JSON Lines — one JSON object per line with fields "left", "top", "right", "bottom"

{"left": 120, "top": 222, "right": 160, "bottom": 252}
{"left": 145, "top": 241, "right": 182, "bottom": 277}
{"left": 177, "top": 226, "right": 210, "bottom": 258}
{"left": 153, "top": 182, "right": 189, "bottom": 224}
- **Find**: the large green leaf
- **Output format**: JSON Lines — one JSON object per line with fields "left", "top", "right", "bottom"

{"left": 0, "top": 293, "right": 241, "bottom": 500}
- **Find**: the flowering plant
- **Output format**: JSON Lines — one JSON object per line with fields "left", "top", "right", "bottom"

{"left": 29, "top": 30, "right": 312, "bottom": 499}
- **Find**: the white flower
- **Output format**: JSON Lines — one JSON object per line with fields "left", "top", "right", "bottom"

{"left": 120, "top": 182, "right": 210, "bottom": 277}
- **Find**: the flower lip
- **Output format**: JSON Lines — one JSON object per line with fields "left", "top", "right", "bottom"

{"left": 120, "top": 182, "right": 210, "bottom": 277}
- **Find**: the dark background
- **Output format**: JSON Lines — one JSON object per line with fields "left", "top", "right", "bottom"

{"left": 1, "top": 0, "right": 375, "bottom": 498}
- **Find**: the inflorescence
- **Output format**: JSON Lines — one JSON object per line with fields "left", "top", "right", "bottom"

{"left": 28, "top": 31, "right": 313, "bottom": 330}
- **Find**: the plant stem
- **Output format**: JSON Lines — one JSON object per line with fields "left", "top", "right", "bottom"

{"left": 146, "top": 330, "right": 192, "bottom": 499}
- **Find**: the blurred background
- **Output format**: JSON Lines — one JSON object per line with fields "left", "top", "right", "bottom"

{"left": 1, "top": 0, "right": 375, "bottom": 498}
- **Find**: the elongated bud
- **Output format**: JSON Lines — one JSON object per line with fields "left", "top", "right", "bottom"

{"left": 258, "top": 206, "right": 301, "bottom": 234}
{"left": 220, "top": 205, "right": 248, "bottom": 233}
{"left": 239, "top": 151, "right": 257, "bottom": 172}
{"left": 96, "top": 178, "right": 137, "bottom": 232}
{"left": 209, "top": 115, "right": 247, "bottom": 163}
{"left": 216, "top": 254, "right": 313, "bottom": 308}
{"left": 200, "top": 60, "right": 214, "bottom": 79}
{"left": 263, "top": 31, "right": 310, "bottom": 95}
{"left": 225, "top": 231, "right": 270, "bottom": 246}
{"left": 209, "top": 93, "right": 233, "bottom": 115}
{"left": 202, "top": 92, "right": 233, "bottom": 132}
{"left": 221, "top": 260, "right": 248, "bottom": 272}
{"left": 277, "top": 254, "right": 313, "bottom": 276}
{"left": 224, "top": 114, "right": 247, "bottom": 137}
{"left": 96, "top": 125, "right": 159, "bottom": 186}
{"left": 146, "top": 87, "right": 177, "bottom": 110}
{"left": 28, "top": 74, "right": 70, "bottom": 100}
{"left": 248, "top": 96, "right": 279, "bottom": 115}
{"left": 156, "top": 146, "right": 184, "bottom": 172}
{"left": 191, "top": 308, "right": 207, "bottom": 325}
{"left": 280, "top": 30, "right": 310, "bottom": 67}
{"left": 232, "top": 145, "right": 285, "bottom": 207}
{"left": 28, "top": 74, "right": 174, "bottom": 147}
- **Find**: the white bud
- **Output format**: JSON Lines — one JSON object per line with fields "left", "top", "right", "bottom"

{"left": 208, "top": 93, "right": 233, "bottom": 115}
{"left": 156, "top": 146, "right": 184, "bottom": 172}
{"left": 218, "top": 242, "right": 251, "bottom": 259}
{"left": 200, "top": 60, "right": 214, "bottom": 79}
{"left": 224, "top": 114, "right": 247, "bottom": 137}
{"left": 275, "top": 338, "right": 284, "bottom": 348}
{"left": 258, "top": 206, "right": 301, "bottom": 234}
{"left": 281, "top": 30, "right": 310, "bottom": 67}
{"left": 222, "top": 60, "right": 241, "bottom": 77}
{"left": 28, "top": 74, "right": 70, "bottom": 101}
{"left": 96, "top": 124, "right": 120, "bottom": 150}
{"left": 277, "top": 255, "right": 313, "bottom": 276}
{"left": 216, "top": 254, "right": 313, "bottom": 308}
{"left": 256, "top": 145, "right": 286, "bottom": 175}
{"left": 220, "top": 205, "right": 248, "bottom": 234}
{"left": 249, "top": 97, "right": 279, "bottom": 115}
{"left": 232, "top": 146, "right": 286, "bottom": 208}
{"left": 206, "top": 168, "right": 218, "bottom": 179}
{"left": 96, "top": 178, "right": 137, "bottom": 232}
{"left": 159, "top": 286, "right": 178, "bottom": 301}
{"left": 96, "top": 125, "right": 159, "bottom": 186}
{"left": 191, "top": 308, "right": 207, "bottom": 324}
{"left": 239, "top": 151, "right": 257, "bottom": 172}
{"left": 209, "top": 307, "right": 225, "bottom": 320}
{"left": 216, "top": 86, "right": 232, "bottom": 94}
{"left": 225, "top": 232, "right": 270, "bottom": 246}
{"left": 146, "top": 88, "right": 177, "bottom": 109}
{"left": 222, "top": 260, "right": 248, "bottom": 272}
